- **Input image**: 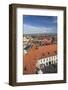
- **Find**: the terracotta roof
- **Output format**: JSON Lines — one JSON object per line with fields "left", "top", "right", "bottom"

{"left": 23, "top": 44, "right": 57, "bottom": 74}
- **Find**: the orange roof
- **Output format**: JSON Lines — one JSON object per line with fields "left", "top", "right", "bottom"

{"left": 23, "top": 44, "right": 57, "bottom": 74}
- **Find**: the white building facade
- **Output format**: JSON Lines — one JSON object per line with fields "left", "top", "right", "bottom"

{"left": 36, "top": 55, "right": 57, "bottom": 68}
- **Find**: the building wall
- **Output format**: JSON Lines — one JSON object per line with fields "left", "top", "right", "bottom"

{"left": 36, "top": 55, "right": 57, "bottom": 68}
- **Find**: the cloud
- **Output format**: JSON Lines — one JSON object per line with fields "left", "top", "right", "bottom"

{"left": 23, "top": 24, "right": 57, "bottom": 34}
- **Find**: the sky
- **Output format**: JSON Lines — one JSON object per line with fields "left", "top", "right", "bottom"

{"left": 23, "top": 15, "right": 57, "bottom": 34}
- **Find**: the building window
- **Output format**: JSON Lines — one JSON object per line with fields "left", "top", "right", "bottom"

{"left": 54, "top": 56, "right": 56, "bottom": 59}
{"left": 52, "top": 61, "right": 53, "bottom": 64}
{"left": 46, "top": 62, "right": 48, "bottom": 66}
{"left": 49, "top": 61, "right": 51, "bottom": 65}
{"left": 44, "top": 59, "right": 45, "bottom": 62}
{"left": 53, "top": 56, "right": 54, "bottom": 59}
{"left": 52, "top": 56, "right": 54, "bottom": 59}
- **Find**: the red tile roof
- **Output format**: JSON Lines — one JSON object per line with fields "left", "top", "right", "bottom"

{"left": 23, "top": 44, "right": 57, "bottom": 74}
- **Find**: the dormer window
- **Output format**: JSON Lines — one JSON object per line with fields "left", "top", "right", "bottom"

{"left": 48, "top": 52, "right": 50, "bottom": 55}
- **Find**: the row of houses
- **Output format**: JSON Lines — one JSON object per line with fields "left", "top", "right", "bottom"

{"left": 36, "top": 55, "right": 57, "bottom": 68}
{"left": 23, "top": 35, "right": 57, "bottom": 55}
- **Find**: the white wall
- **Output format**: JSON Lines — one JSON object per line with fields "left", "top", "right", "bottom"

{"left": 0, "top": 0, "right": 68, "bottom": 90}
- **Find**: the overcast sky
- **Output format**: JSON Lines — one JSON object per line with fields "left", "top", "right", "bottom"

{"left": 23, "top": 15, "right": 57, "bottom": 34}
